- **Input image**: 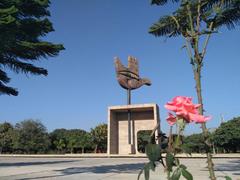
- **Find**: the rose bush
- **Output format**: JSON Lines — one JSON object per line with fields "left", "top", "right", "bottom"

{"left": 138, "top": 96, "right": 221, "bottom": 180}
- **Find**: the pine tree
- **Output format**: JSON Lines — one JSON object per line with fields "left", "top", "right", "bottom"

{"left": 0, "top": 0, "right": 64, "bottom": 96}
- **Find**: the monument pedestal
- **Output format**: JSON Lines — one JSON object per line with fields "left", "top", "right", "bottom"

{"left": 107, "top": 104, "right": 160, "bottom": 155}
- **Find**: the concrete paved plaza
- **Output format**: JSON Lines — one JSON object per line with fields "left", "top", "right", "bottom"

{"left": 0, "top": 157, "right": 239, "bottom": 180}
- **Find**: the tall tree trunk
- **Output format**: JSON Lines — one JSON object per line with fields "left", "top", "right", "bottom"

{"left": 168, "top": 126, "right": 173, "bottom": 152}
{"left": 82, "top": 147, "right": 84, "bottom": 154}
{"left": 194, "top": 66, "right": 216, "bottom": 180}
{"left": 94, "top": 145, "right": 98, "bottom": 153}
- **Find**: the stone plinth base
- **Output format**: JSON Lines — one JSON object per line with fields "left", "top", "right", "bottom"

{"left": 107, "top": 104, "right": 160, "bottom": 155}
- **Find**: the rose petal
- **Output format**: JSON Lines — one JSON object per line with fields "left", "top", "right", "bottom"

{"left": 166, "top": 113, "right": 177, "bottom": 126}
{"left": 164, "top": 104, "right": 178, "bottom": 111}
{"left": 188, "top": 113, "right": 211, "bottom": 123}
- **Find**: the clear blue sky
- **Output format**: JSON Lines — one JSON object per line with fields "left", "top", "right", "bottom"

{"left": 1, "top": 1, "right": 240, "bottom": 134}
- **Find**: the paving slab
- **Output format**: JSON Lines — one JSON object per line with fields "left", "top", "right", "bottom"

{"left": 0, "top": 157, "right": 239, "bottom": 180}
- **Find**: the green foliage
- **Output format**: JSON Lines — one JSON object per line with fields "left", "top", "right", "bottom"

{"left": 138, "top": 161, "right": 156, "bottom": 180}
{"left": 78, "top": 133, "right": 92, "bottom": 153}
{"left": 144, "top": 163, "right": 150, "bottom": 180}
{"left": 90, "top": 123, "right": 107, "bottom": 153}
{"left": 138, "top": 162, "right": 152, "bottom": 180}
{"left": 0, "top": 120, "right": 107, "bottom": 154}
{"left": 138, "top": 143, "right": 194, "bottom": 180}
{"left": 138, "top": 130, "right": 168, "bottom": 153}
{"left": 137, "top": 120, "right": 195, "bottom": 180}
{"left": 0, "top": 122, "right": 14, "bottom": 153}
{"left": 171, "top": 167, "right": 181, "bottom": 180}
{"left": 181, "top": 166, "right": 193, "bottom": 180}
{"left": 55, "top": 138, "right": 66, "bottom": 153}
{"left": 212, "top": 117, "right": 240, "bottom": 152}
{"left": 66, "top": 129, "right": 87, "bottom": 153}
{"left": 150, "top": 0, "right": 240, "bottom": 38}
{"left": 166, "top": 152, "right": 175, "bottom": 171}
{"left": 146, "top": 144, "right": 161, "bottom": 162}
{"left": 50, "top": 128, "right": 68, "bottom": 153}
{"left": 151, "top": 0, "right": 180, "bottom": 6}
{"left": 50, "top": 128, "right": 91, "bottom": 153}
{"left": 49, "top": 129, "right": 67, "bottom": 152}
{"left": 137, "top": 130, "right": 152, "bottom": 153}
{"left": 225, "top": 176, "right": 232, "bottom": 180}
{"left": 13, "top": 119, "right": 50, "bottom": 153}
{"left": 182, "top": 133, "right": 205, "bottom": 153}
{"left": 0, "top": 0, "right": 64, "bottom": 96}
{"left": 138, "top": 129, "right": 166, "bottom": 180}
{"left": 171, "top": 164, "right": 193, "bottom": 180}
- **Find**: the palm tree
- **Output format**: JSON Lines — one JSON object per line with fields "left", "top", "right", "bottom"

{"left": 90, "top": 124, "right": 107, "bottom": 153}
{"left": 149, "top": 0, "right": 240, "bottom": 179}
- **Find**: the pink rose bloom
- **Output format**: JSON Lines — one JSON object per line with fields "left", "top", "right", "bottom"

{"left": 166, "top": 113, "right": 177, "bottom": 126}
{"left": 188, "top": 113, "right": 211, "bottom": 123}
{"left": 165, "top": 96, "right": 211, "bottom": 124}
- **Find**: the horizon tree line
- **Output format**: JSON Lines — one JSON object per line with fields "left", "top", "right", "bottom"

{"left": 0, "top": 117, "right": 239, "bottom": 154}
